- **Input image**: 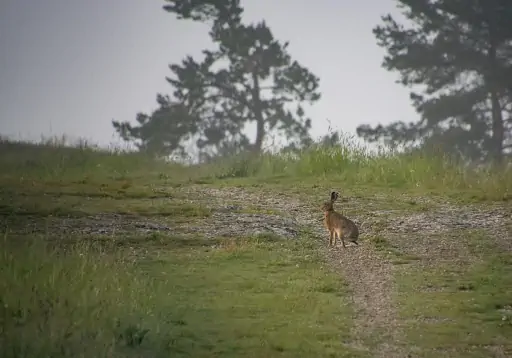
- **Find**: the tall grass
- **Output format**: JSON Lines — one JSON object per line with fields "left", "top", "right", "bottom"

{"left": 0, "top": 238, "right": 158, "bottom": 357}
{"left": 207, "top": 137, "right": 511, "bottom": 200}
{"left": 1, "top": 134, "right": 511, "bottom": 199}
{"left": 0, "top": 136, "right": 178, "bottom": 184}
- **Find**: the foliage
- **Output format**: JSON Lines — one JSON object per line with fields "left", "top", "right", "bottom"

{"left": 112, "top": 95, "right": 195, "bottom": 158}
{"left": 113, "top": 0, "right": 320, "bottom": 161}
{"left": 357, "top": 0, "right": 512, "bottom": 163}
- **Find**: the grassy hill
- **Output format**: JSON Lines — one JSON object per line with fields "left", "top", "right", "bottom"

{"left": 1, "top": 136, "right": 511, "bottom": 358}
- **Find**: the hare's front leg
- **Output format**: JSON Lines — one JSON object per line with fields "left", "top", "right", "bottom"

{"left": 329, "top": 230, "right": 334, "bottom": 247}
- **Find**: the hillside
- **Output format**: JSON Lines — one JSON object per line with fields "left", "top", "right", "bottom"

{"left": 1, "top": 137, "right": 511, "bottom": 358}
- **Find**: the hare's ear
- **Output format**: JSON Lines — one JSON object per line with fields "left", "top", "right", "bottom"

{"left": 330, "top": 191, "right": 338, "bottom": 201}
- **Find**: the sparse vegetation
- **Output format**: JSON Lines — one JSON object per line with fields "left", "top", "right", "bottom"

{"left": 0, "top": 135, "right": 511, "bottom": 357}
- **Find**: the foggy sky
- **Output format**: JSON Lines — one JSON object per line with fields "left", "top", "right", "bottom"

{"left": 0, "top": 0, "right": 417, "bottom": 148}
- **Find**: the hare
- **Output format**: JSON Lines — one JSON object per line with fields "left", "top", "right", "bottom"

{"left": 322, "top": 191, "right": 359, "bottom": 248}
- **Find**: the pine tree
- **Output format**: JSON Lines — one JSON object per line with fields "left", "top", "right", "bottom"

{"left": 357, "top": 0, "right": 512, "bottom": 162}
{"left": 113, "top": 0, "right": 320, "bottom": 161}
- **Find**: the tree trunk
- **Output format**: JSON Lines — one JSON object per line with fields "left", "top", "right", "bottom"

{"left": 251, "top": 71, "right": 265, "bottom": 153}
{"left": 487, "top": 28, "right": 504, "bottom": 164}
{"left": 490, "top": 90, "right": 504, "bottom": 163}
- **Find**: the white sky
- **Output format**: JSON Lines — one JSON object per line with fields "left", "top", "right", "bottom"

{"left": 0, "top": 0, "right": 418, "bottom": 149}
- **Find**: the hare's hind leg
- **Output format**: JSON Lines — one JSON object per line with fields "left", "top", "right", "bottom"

{"left": 349, "top": 230, "right": 359, "bottom": 245}
{"left": 338, "top": 230, "right": 346, "bottom": 248}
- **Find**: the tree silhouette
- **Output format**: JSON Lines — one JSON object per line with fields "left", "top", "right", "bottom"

{"left": 112, "top": 95, "right": 196, "bottom": 158}
{"left": 357, "top": 0, "right": 512, "bottom": 163}
{"left": 113, "top": 0, "right": 320, "bottom": 161}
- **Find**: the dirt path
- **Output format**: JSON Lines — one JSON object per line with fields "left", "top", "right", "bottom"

{"left": 176, "top": 185, "right": 511, "bottom": 357}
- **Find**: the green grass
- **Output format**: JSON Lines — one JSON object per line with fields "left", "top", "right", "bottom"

{"left": 2, "top": 134, "right": 510, "bottom": 202}
{"left": 1, "top": 134, "right": 511, "bottom": 357}
{"left": 366, "top": 235, "right": 421, "bottom": 265}
{"left": 395, "top": 230, "right": 512, "bottom": 357}
{"left": 199, "top": 141, "right": 512, "bottom": 202}
{"left": 0, "top": 194, "right": 210, "bottom": 219}
{"left": 0, "top": 234, "right": 362, "bottom": 358}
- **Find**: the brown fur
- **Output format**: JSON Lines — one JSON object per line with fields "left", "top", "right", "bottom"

{"left": 322, "top": 191, "right": 359, "bottom": 248}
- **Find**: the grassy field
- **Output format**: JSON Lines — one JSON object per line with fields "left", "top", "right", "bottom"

{"left": 0, "top": 136, "right": 511, "bottom": 357}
